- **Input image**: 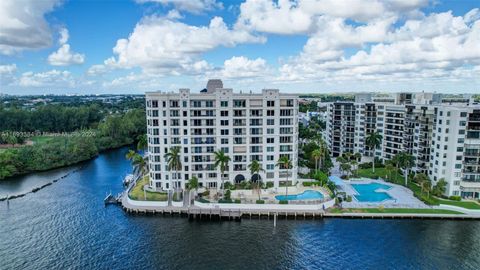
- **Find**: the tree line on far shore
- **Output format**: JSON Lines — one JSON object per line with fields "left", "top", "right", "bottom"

{"left": 0, "top": 108, "right": 146, "bottom": 180}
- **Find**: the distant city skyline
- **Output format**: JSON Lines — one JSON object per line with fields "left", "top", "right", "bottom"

{"left": 1, "top": 0, "right": 479, "bottom": 95}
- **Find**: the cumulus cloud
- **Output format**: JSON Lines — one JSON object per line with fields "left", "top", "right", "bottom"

{"left": 278, "top": 10, "right": 480, "bottom": 83}
{"left": 47, "top": 28, "right": 85, "bottom": 66}
{"left": 211, "top": 56, "right": 270, "bottom": 79}
{"left": 0, "top": 64, "right": 17, "bottom": 85}
{"left": 136, "top": 0, "right": 222, "bottom": 13}
{"left": 236, "top": 0, "right": 427, "bottom": 34}
{"left": 18, "top": 70, "right": 75, "bottom": 87}
{"left": 0, "top": 0, "right": 60, "bottom": 55}
{"left": 106, "top": 15, "right": 265, "bottom": 74}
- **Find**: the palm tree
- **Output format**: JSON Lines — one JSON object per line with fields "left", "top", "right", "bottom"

{"left": 165, "top": 146, "right": 182, "bottom": 192}
{"left": 248, "top": 159, "right": 265, "bottom": 200}
{"left": 312, "top": 149, "right": 322, "bottom": 172}
{"left": 366, "top": 132, "right": 382, "bottom": 173}
{"left": 126, "top": 150, "right": 148, "bottom": 177}
{"left": 136, "top": 134, "right": 148, "bottom": 151}
{"left": 187, "top": 176, "right": 199, "bottom": 191}
{"left": 385, "top": 162, "right": 395, "bottom": 181}
{"left": 132, "top": 154, "right": 148, "bottom": 176}
{"left": 276, "top": 155, "right": 292, "bottom": 197}
{"left": 414, "top": 173, "right": 429, "bottom": 193}
{"left": 214, "top": 150, "right": 231, "bottom": 198}
{"left": 398, "top": 152, "right": 415, "bottom": 186}
{"left": 391, "top": 154, "right": 401, "bottom": 181}
{"left": 340, "top": 162, "right": 352, "bottom": 179}
{"left": 125, "top": 149, "right": 136, "bottom": 161}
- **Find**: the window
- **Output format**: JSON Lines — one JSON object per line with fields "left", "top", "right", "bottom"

{"left": 221, "top": 101, "right": 228, "bottom": 107}
{"left": 267, "top": 100, "right": 275, "bottom": 107}
{"left": 460, "top": 112, "right": 467, "bottom": 117}
{"left": 267, "top": 119, "right": 275, "bottom": 125}
{"left": 267, "top": 138, "right": 274, "bottom": 143}
{"left": 221, "top": 129, "right": 229, "bottom": 135}
{"left": 455, "top": 164, "right": 462, "bottom": 169}
{"left": 221, "top": 110, "right": 229, "bottom": 117}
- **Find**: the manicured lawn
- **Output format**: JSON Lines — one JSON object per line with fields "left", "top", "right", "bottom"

{"left": 329, "top": 208, "right": 463, "bottom": 215}
{"left": 436, "top": 199, "right": 480, "bottom": 210}
{"left": 129, "top": 176, "right": 168, "bottom": 201}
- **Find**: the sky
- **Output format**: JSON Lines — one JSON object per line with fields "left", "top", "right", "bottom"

{"left": 0, "top": 0, "right": 479, "bottom": 95}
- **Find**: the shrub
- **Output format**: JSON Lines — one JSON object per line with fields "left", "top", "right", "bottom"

{"left": 219, "top": 199, "right": 233, "bottom": 203}
{"left": 198, "top": 198, "right": 210, "bottom": 203}
{"left": 449, "top": 195, "right": 461, "bottom": 201}
{"left": 224, "top": 190, "right": 231, "bottom": 200}
{"left": 279, "top": 200, "right": 289, "bottom": 204}
{"left": 234, "top": 199, "right": 241, "bottom": 203}
{"left": 346, "top": 195, "right": 352, "bottom": 202}
{"left": 266, "top": 182, "right": 274, "bottom": 188}
{"left": 256, "top": 199, "right": 265, "bottom": 204}
{"left": 202, "top": 190, "right": 210, "bottom": 197}
{"left": 224, "top": 182, "right": 234, "bottom": 190}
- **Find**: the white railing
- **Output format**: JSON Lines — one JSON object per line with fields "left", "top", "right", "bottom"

{"left": 194, "top": 199, "right": 335, "bottom": 211}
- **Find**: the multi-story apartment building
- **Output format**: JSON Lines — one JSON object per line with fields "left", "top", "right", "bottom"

{"left": 145, "top": 80, "right": 299, "bottom": 191}
{"left": 325, "top": 92, "right": 480, "bottom": 199}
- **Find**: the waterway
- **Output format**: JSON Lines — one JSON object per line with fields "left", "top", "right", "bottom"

{"left": 1, "top": 147, "right": 479, "bottom": 269}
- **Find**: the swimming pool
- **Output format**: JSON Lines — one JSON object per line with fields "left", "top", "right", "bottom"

{"left": 275, "top": 190, "right": 324, "bottom": 201}
{"left": 351, "top": 183, "right": 393, "bottom": 202}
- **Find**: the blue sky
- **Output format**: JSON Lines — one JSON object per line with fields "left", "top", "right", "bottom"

{"left": 0, "top": 0, "right": 479, "bottom": 95}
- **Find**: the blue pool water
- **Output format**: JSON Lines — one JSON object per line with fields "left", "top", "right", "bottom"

{"left": 351, "top": 182, "right": 393, "bottom": 202}
{"left": 275, "top": 190, "right": 324, "bottom": 201}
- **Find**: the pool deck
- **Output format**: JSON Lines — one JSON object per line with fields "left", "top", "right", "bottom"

{"left": 341, "top": 179, "right": 428, "bottom": 209}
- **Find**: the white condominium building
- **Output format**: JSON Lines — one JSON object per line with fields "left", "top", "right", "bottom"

{"left": 325, "top": 93, "right": 480, "bottom": 199}
{"left": 145, "top": 80, "right": 299, "bottom": 191}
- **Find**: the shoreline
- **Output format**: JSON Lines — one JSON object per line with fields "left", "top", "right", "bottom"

{"left": 0, "top": 143, "right": 132, "bottom": 182}
{"left": 0, "top": 166, "right": 85, "bottom": 201}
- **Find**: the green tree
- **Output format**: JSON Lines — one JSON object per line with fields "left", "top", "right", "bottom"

{"left": 136, "top": 134, "right": 148, "bottom": 150}
{"left": 414, "top": 173, "right": 430, "bottom": 193}
{"left": 276, "top": 155, "right": 292, "bottom": 197}
{"left": 165, "top": 146, "right": 182, "bottom": 192}
{"left": 312, "top": 149, "right": 321, "bottom": 172}
{"left": 385, "top": 162, "right": 395, "bottom": 180}
{"left": 366, "top": 132, "right": 382, "bottom": 173}
{"left": 188, "top": 176, "right": 199, "bottom": 191}
{"left": 214, "top": 149, "right": 231, "bottom": 198}
{"left": 432, "top": 178, "right": 447, "bottom": 197}
{"left": 398, "top": 152, "right": 415, "bottom": 186}
{"left": 340, "top": 162, "right": 352, "bottom": 179}
{"left": 248, "top": 159, "right": 265, "bottom": 200}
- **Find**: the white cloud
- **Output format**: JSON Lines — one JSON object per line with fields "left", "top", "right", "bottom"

{"left": 136, "top": 0, "right": 222, "bottom": 13}
{"left": 18, "top": 70, "right": 75, "bottom": 87}
{"left": 278, "top": 10, "right": 480, "bottom": 84}
{"left": 214, "top": 56, "right": 270, "bottom": 79}
{"left": 0, "top": 64, "right": 17, "bottom": 85}
{"left": 58, "top": 27, "right": 69, "bottom": 45}
{"left": 0, "top": 0, "right": 60, "bottom": 55}
{"left": 236, "top": 0, "right": 428, "bottom": 35}
{"left": 107, "top": 15, "right": 265, "bottom": 74}
{"left": 47, "top": 28, "right": 85, "bottom": 66}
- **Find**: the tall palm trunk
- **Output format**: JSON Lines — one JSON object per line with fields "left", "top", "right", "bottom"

{"left": 285, "top": 169, "right": 289, "bottom": 197}
{"left": 404, "top": 169, "right": 408, "bottom": 186}
{"left": 372, "top": 155, "right": 375, "bottom": 173}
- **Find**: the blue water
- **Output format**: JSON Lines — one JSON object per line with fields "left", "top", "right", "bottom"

{"left": 1, "top": 147, "right": 480, "bottom": 269}
{"left": 275, "top": 190, "right": 324, "bottom": 201}
{"left": 351, "top": 183, "right": 393, "bottom": 202}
